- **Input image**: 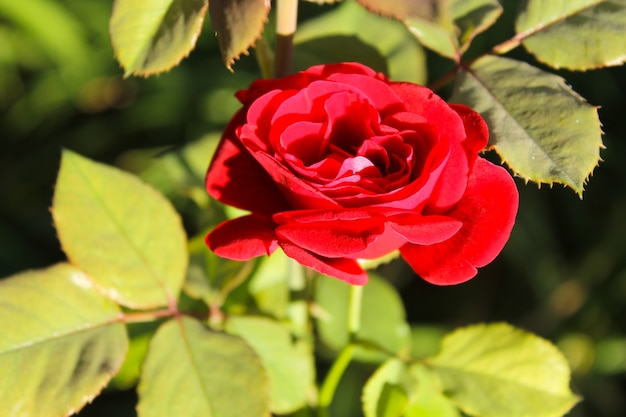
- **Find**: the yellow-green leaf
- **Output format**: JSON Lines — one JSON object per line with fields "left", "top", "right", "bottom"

{"left": 0, "top": 263, "right": 128, "bottom": 417}
{"left": 516, "top": 0, "right": 626, "bottom": 70}
{"left": 451, "top": 55, "right": 603, "bottom": 195}
{"left": 427, "top": 323, "right": 580, "bottom": 417}
{"left": 110, "top": 0, "right": 208, "bottom": 76}
{"left": 52, "top": 150, "right": 188, "bottom": 309}
{"left": 137, "top": 317, "right": 270, "bottom": 417}
{"left": 209, "top": 0, "right": 270, "bottom": 70}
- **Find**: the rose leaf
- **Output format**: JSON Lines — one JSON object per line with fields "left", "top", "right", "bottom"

{"left": 110, "top": 0, "right": 208, "bottom": 77}
{"left": 225, "top": 316, "right": 315, "bottom": 414}
{"left": 294, "top": 0, "right": 426, "bottom": 84}
{"left": 426, "top": 323, "right": 580, "bottom": 417}
{"left": 362, "top": 359, "right": 461, "bottom": 417}
{"left": 314, "top": 272, "right": 411, "bottom": 363}
{"left": 451, "top": 0, "right": 503, "bottom": 53}
{"left": 515, "top": 0, "right": 626, "bottom": 70}
{"left": 356, "top": 0, "right": 459, "bottom": 59}
{"left": 52, "top": 150, "right": 188, "bottom": 309}
{"left": 137, "top": 317, "right": 270, "bottom": 417}
{"left": 209, "top": 0, "right": 271, "bottom": 71}
{"left": 0, "top": 263, "right": 128, "bottom": 417}
{"left": 451, "top": 55, "right": 603, "bottom": 196}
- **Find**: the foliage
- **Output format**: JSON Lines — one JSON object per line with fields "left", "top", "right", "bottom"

{"left": 1, "top": 0, "right": 625, "bottom": 417}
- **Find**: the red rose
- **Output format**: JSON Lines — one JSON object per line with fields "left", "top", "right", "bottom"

{"left": 205, "top": 62, "right": 518, "bottom": 285}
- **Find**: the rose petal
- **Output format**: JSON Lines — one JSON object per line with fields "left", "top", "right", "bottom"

{"left": 206, "top": 112, "right": 291, "bottom": 216}
{"left": 387, "top": 214, "right": 463, "bottom": 245}
{"left": 426, "top": 105, "right": 491, "bottom": 211}
{"left": 276, "top": 216, "right": 385, "bottom": 257}
{"left": 400, "top": 157, "right": 518, "bottom": 285}
{"left": 206, "top": 214, "right": 278, "bottom": 260}
{"left": 247, "top": 148, "right": 341, "bottom": 210}
{"left": 279, "top": 241, "right": 368, "bottom": 285}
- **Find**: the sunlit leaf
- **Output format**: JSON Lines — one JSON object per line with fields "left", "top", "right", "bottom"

{"left": 226, "top": 316, "right": 314, "bottom": 414}
{"left": 362, "top": 360, "right": 460, "bottom": 417}
{"left": 315, "top": 273, "right": 411, "bottom": 362}
{"left": 427, "top": 323, "right": 580, "bottom": 417}
{"left": 209, "top": 0, "right": 270, "bottom": 70}
{"left": 0, "top": 263, "right": 128, "bottom": 417}
{"left": 451, "top": 0, "right": 502, "bottom": 52}
{"left": 52, "top": 150, "right": 188, "bottom": 309}
{"left": 451, "top": 55, "right": 603, "bottom": 195}
{"left": 296, "top": 1, "right": 426, "bottom": 83}
{"left": 295, "top": 0, "right": 427, "bottom": 84}
{"left": 247, "top": 248, "right": 292, "bottom": 319}
{"left": 137, "top": 317, "right": 270, "bottom": 417}
{"left": 356, "top": 0, "right": 458, "bottom": 59}
{"left": 110, "top": 0, "right": 208, "bottom": 76}
{"left": 404, "top": 365, "right": 460, "bottom": 417}
{"left": 516, "top": 0, "right": 626, "bottom": 70}
{"left": 362, "top": 359, "right": 410, "bottom": 417}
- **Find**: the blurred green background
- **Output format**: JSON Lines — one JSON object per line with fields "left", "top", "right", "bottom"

{"left": 1, "top": 1, "right": 625, "bottom": 416}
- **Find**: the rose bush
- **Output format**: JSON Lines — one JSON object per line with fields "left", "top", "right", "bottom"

{"left": 205, "top": 62, "right": 518, "bottom": 285}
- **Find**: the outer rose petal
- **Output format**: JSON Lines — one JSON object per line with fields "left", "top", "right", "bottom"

{"left": 206, "top": 214, "right": 278, "bottom": 260}
{"left": 279, "top": 241, "right": 368, "bottom": 285}
{"left": 400, "top": 157, "right": 518, "bottom": 285}
{"left": 206, "top": 111, "right": 291, "bottom": 216}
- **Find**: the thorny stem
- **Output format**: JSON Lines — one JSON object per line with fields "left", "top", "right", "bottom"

{"left": 275, "top": 0, "right": 298, "bottom": 77}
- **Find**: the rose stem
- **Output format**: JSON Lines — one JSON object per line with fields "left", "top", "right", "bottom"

{"left": 318, "top": 285, "right": 364, "bottom": 416}
{"left": 275, "top": 0, "right": 298, "bottom": 77}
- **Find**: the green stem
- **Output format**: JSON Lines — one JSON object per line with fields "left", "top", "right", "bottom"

{"left": 318, "top": 284, "right": 364, "bottom": 416}
{"left": 274, "top": 0, "right": 298, "bottom": 77}
{"left": 318, "top": 344, "right": 356, "bottom": 417}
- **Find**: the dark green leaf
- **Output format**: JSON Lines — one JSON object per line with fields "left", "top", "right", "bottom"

{"left": 427, "top": 323, "right": 580, "bottom": 417}
{"left": 516, "top": 0, "right": 626, "bottom": 70}
{"left": 52, "top": 150, "right": 188, "bottom": 308}
{"left": 209, "top": 0, "right": 270, "bottom": 70}
{"left": 110, "top": 0, "right": 208, "bottom": 76}
{"left": 0, "top": 263, "right": 128, "bottom": 417}
{"left": 451, "top": 55, "right": 603, "bottom": 195}
{"left": 138, "top": 317, "right": 270, "bottom": 417}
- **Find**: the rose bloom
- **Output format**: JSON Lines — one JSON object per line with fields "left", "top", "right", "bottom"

{"left": 205, "top": 62, "right": 518, "bottom": 285}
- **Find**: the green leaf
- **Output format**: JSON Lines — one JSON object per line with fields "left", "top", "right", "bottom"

{"left": 52, "top": 150, "right": 188, "bottom": 309}
{"left": 247, "top": 248, "right": 292, "bottom": 319}
{"left": 516, "top": 0, "right": 626, "bottom": 70}
{"left": 137, "top": 317, "right": 270, "bottom": 417}
{"left": 110, "top": 0, "right": 208, "bottom": 76}
{"left": 451, "top": 0, "right": 502, "bottom": 52}
{"left": 295, "top": 1, "right": 427, "bottom": 84}
{"left": 362, "top": 359, "right": 410, "bottom": 417}
{"left": 226, "top": 316, "right": 315, "bottom": 414}
{"left": 404, "top": 365, "right": 460, "bottom": 417}
{"left": 362, "top": 360, "right": 460, "bottom": 417}
{"left": 0, "top": 263, "right": 128, "bottom": 417}
{"left": 451, "top": 55, "right": 603, "bottom": 195}
{"left": 315, "top": 273, "right": 411, "bottom": 362}
{"left": 356, "top": 0, "right": 458, "bottom": 59}
{"left": 427, "top": 323, "right": 580, "bottom": 417}
{"left": 209, "top": 0, "right": 270, "bottom": 70}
